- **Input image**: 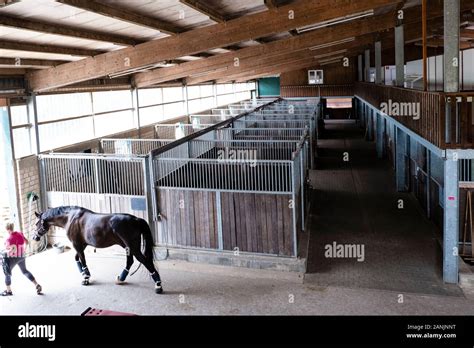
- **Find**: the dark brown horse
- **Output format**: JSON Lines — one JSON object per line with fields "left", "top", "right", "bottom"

{"left": 33, "top": 206, "right": 163, "bottom": 294}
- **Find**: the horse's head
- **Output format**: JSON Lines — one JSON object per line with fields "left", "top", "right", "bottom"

{"left": 33, "top": 212, "right": 50, "bottom": 241}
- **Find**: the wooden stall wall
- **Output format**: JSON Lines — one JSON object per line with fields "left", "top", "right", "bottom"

{"left": 281, "top": 63, "right": 357, "bottom": 86}
{"left": 158, "top": 190, "right": 219, "bottom": 249}
{"left": 157, "top": 189, "right": 294, "bottom": 257}
{"left": 280, "top": 62, "right": 356, "bottom": 98}
{"left": 221, "top": 193, "right": 294, "bottom": 256}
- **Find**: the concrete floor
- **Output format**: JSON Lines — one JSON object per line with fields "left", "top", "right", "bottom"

{"left": 306, "top": 121, "right": 462, "bottom": 297}
{"left": 1, "top": 120, "right": 473, "bottom": 315}
{"left": 1, "top": 247, "right": 474, "bottom": 315}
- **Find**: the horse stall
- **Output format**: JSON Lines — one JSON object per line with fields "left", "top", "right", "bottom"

{"left": 234, "top": 118, "right": 316, "bottom": 169}
{"left": 38, "top": 153, "right": 152, "bottom": 234}
{"left": 149, "top": 132, "right": 309, "bottom": 258}
{"left": 37, "top": 99, "right": 313, "bottom": 265}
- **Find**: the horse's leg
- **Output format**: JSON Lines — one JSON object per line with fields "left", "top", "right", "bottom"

{"left": 116, "top": 254, "right": 134, "bottom": 285}
{"left": 75, "top": 253, "right": 83, "bottom": 274}
{"left": 76, "top": 247, "right": 90, "bottom": 286}
{"left": 131, "top": 250, "right": 163, "bottom": 294}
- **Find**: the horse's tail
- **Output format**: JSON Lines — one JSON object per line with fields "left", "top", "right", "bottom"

{"left": 139, "top": 218, "right": 155, "bottom": 262}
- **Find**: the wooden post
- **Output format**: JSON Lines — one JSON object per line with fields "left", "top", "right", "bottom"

{"left": 422, "top": 0, "right": 428, "bottom": 91}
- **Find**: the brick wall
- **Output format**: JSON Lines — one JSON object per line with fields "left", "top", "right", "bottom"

{"left": 15, "top": 155, "right": 40, "bottom": 238}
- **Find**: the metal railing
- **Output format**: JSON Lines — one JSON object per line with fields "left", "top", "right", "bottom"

{"left": 39, "top": 153, "right": 146, "bottom": 196}
{"left": 215, "top": 127, "right": 308, "bottom": 141}
{"left": 154, "top": 158, "right": 294, "bottom": 194}
{"left": 460, "top": 159, "right": 473, "bottom": 183}
{"left": 101, "top": 138, "right": 175, "bottom": 155}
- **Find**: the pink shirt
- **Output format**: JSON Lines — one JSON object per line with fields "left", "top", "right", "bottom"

{"left": 5, "top": 231, "right": 26, "bottom": 257}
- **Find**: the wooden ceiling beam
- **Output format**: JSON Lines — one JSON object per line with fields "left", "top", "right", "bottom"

{"left": 57, "top": 0, "right": 182, "bottom": 35}
{"left": 214, "top": 57, "right": 323, "bottom": 84}
{"left": 0, "top": 40, "right": 104, "bottom": 57}
{"left": 185, "top": 35, "right": 373, "bottom": 85}
{"left": 0, "top": 14, "right": 140, "bottom": 46}
{"left": 143, "top": 0, "right": 472, "bottom": 87}
{"left": 461, "top": 29, "right": 474, "bottom": 40}
{"left": 0, "top": 68, "right": 27, "bottom": 75}
{"left": 133, "top": 11, "right": 400, "bottom": 87}
{"left": 27, "top": 0, "right": 402, "bottom": 91}
{"left": 178, "top": 0, "right": 227, "bottom": 23}
{"left": 263, "top": 0, "right": 278, "bottom": 9}
{"left": 0, "top": 57, "right": 67, "bottom": 67}
{"left": 414, "top": 39, "right": 473, "bottom": 50}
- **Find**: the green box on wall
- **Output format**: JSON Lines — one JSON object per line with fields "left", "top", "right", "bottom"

{"left": 258, "top": 77, "right": 280, "bottom": 96}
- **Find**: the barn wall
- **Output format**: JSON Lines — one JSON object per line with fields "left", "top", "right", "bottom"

{"left": 280, "top": 62, "right": 357, "bottom": 86}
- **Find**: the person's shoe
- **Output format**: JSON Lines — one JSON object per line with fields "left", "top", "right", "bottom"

{"left": 36, "top": 284, "right": 42, "bottom": 295}
{"left": 1, "top": 290, "right": 13, "bottom": 296}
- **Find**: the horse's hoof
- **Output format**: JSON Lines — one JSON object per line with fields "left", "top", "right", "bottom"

{"left": 115, "top": 276, "right": 126, "bottom": 285}
{"left": 82, "top": 279, "right": 90, "bottom": 286}
{"left": 155, "top": 285, "right": 163, "bottom": 294}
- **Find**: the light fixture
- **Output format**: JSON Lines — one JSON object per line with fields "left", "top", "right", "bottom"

{"left": 107, "top": 61, "right": 175, "bottom": 78}
{"left": 313, "top": 49, "right": 347, "bottom": 60}
{"left": 320, "top": 59, "right": 344, "bottom": 66}
{"left": 318, "top": 56, "right": 344, "bottom": 66}
{"left": 309, "top": 37, "right": 355, "bottom": 51}
{"left": 296, "top": 10, "right": 374, "bottom": 34}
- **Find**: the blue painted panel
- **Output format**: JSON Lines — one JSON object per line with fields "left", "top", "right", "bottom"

{"left": 131, "top": 197, "right": 146, "bottom": 211}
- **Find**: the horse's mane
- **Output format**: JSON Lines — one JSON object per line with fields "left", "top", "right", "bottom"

{"left": 43, "top": 206, "right": 91, "bottom": 219}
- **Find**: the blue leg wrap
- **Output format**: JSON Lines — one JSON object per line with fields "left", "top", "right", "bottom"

{"left": 82, "top": 266, "right": 90, "bottom": 277}
{"left": 119, "top": 269, "right": 129, "bottom": 282}
{"left": 76, "top": 260, "right": 83, "bottom": 273}
{"left": 151, "top": 271, "right": 161, "bottom": 284}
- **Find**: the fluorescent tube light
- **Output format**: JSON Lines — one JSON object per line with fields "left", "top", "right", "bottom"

{"left": 296, "top": 10, "right": 374, "bottom": 34}
{"left": 313, "top": 50, "right": 347, "bottom": 60}
{"left": 309, "top": 37, "right": 355, "bottom": 51}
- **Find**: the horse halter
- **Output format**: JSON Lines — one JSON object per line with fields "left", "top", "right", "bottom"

{"left": 34, "top": 219, "right": 48, "bottom": 241}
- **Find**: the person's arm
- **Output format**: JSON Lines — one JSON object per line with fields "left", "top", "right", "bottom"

{"left": 4, "top": 238, "right": 12, "bottom": 254}
{"left": 22, "top": 233, "right": 29, "bottom": 245}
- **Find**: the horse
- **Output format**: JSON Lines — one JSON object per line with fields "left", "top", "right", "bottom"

{"left": 33, "top": 206, "right": 163, "bottom": 294}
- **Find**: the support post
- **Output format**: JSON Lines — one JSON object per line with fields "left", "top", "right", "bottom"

{"left": 376, "top": 112, "right": 383, "bottom": 158}
{"left": 131, "top": 88, "right": 141, "bottom": 139}
{"left": 358, "top": 54, "right": 363, "bottom": 82}
{"left": 216, "top": 191, "right": 223, "bottom": 250}
{"left": 0, "top": 100, "right": 20, "bottom": 229}
{"left": 367, "top": 108, "right": 374, "bottom": 141}
{"left": 26, "top": 94, "right": 40, "bottom": 155}
{"left": 443, "top": 150, "right": 459, "bottom": 284}
{"left": 426, "top": 150, "right": 431, "bottom": 219}
{"left": 422, "top": 0, "right": 428, "bottom": 91}
{"left": 395, "top": 25, "right": 405, "bottom": 87}
{"left": 144, "top": 156, "right": 157, "bottom": 241}
{"left": 183, "top": 84, "right": 190, "bottom": 116}
{"left": 395, "top": 127, "right": 407, "bottom": 191}
{"left": 444, "top": 0, "right": 460, "bottom": 93}
{"left": 364, "top": 49, "right": 371, "bottom": 82}
{"left": 375, "top": 41, "right": 382, "bottom": 84}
